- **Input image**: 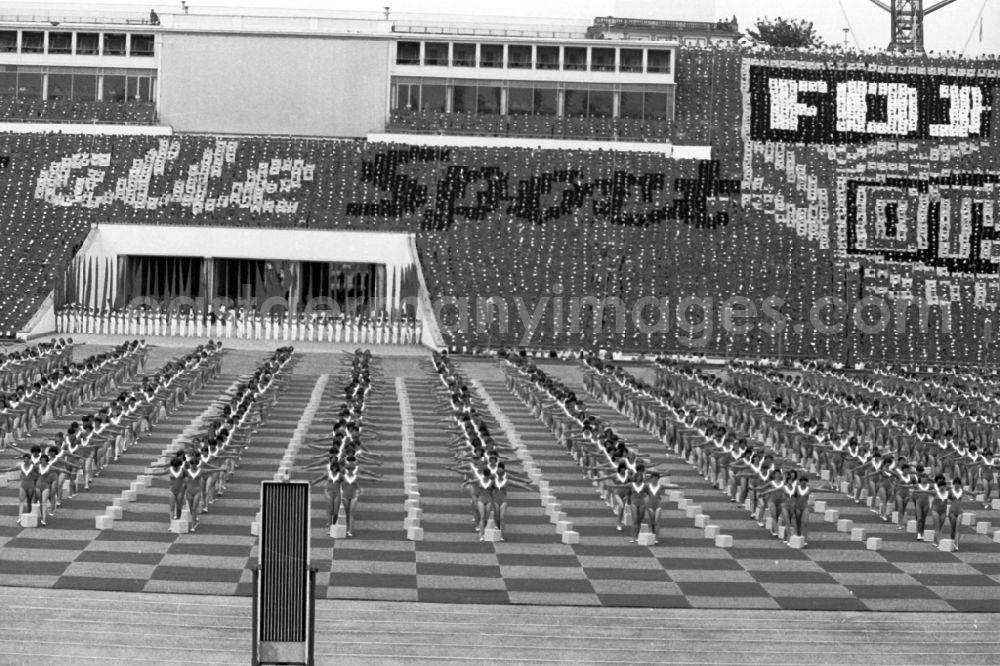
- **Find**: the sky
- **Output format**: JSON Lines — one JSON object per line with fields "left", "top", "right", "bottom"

{"left": 29, "top": 0, "right": 1000, "bottom": 56}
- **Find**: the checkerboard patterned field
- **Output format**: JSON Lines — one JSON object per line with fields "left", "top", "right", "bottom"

{"left": 2, "top": 352, "right": 999, "bottom": 611}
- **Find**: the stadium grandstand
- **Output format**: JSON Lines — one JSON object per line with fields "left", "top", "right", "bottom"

{"left": 0, "top": 0, "right": 999, "bottom": 663}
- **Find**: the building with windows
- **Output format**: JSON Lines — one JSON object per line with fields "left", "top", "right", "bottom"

{"left": 0, "top": 4, "right": 699, "bottom": 138}
{"left": 391, "top": 36, "right": 675, "bottom": 123}
{"left": 0, "top": 21, "right": 157, "bottom": 104}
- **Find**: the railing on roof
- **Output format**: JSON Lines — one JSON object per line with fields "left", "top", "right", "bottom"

{"left": 392, "top": 24, "right": 587, "bottom": 40}
{"left": 591, "top": 16, "right": 739, "bottom": 33}
{"left": 0, "top": 14, "right": 152, "bottom": 26}
{"left": 0, "top": 116, "right": 157, "bottom": 125}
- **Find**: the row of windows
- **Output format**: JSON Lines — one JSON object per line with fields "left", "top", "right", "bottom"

{"left": 393, "top": 80, "right": 672, "bottom": 121}
{"left": 0, "top": 67, "right": 156, "bottom": 102}
{"left": 396, "top": 41, "right": 672, "bottom": 75}
{"left": 0, "top": 30, "right": 154, "bottom": 57}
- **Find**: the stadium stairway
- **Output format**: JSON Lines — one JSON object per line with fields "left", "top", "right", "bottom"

{"left": 0, "top": 586, "right": 998, "bottom": 664}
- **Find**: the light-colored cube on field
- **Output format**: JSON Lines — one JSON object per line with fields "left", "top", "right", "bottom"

{"left": 250, "top": 521, "right": 259, "bottom": 536}
{"left": 938, "top": 539, "right": 955, "bottom": 552}
{"left": 482, "top": 527, "right": 501, "bottom": 542}
{"left": 694, "top": 514, "right": 710, "bottom": 528}
{"left": 704, "top": 525, "right": 721, "bottom": 539}
{"left": 787, "top": 535, "right": 805, "bottom": 549}
{"left": 866, "top": 537, "right": 882, "bottom": 550}
{"left": 406, "top": 507, "right": 422, "bottom": 521}
{"left": 961, "top": 512, "right": 976, "bottom": 526}
{"left": 993, "top": 530, "right": 1000, "bottom": 543}
{"left": 923, "top": 529, "right": 935, "bottom": 543}
{"left": 813, "top": 500, "right": 827, "bottom": 514}
{"left": 837, "top": 518, "right": 853, "bottom": 533}
{"left": 329, "top": 524, "right": 346, "bottom": 538}
{"left": 976, "top": 522, "right": 991, "bottom": 535}
{"left": 714, "top": 534, "right": 734, "bottom": 548}
{"left": 850, "top": 527, "right": 866, "bottom": 541}
{"left": 556, "top": 520, "right": 573, "bottom": 535}
{"left": 106, "top": 505, "right": 123, "bottom": 520}
{"left": 820, "top": 470, "right": 830, "bottom": 481}
{"left": 170, "top": 519, "right": 189, "bottom": 534}
{"left": 906, "top": 520, "right": 917, "bottom": 533}
{"left": 840, "top": 481, "right": 850, "bottom": 494}
{"left": 549, "top": 511, "right": 566, "bottom": 525}
{"left": 561, "top": 530, "right": 579, "bottom": 544}
{"left": 992, "top": 499, "right": 1000, "bottom": 511}
{"left": 684, "top": 505, "right": 702, "bottom": 518}
{"left": 637, "top": 532, "right": 657, "bottom": 546}
{"left": 94, "top": 514, "right": 113, "bottom": 530}
{"left": 668, "top": 490, "right": 684, "bottom": 502}
{"left": 406, "top": 526, "right": 424, "bottom": 541}
{"left": 824, "top": 509, "right": 840, "bottom": 522}
{"left": 403, "top": 517, "right": 420, "bottom": 530}
{"left": 891, "top": 511, "right": 899, "bottom": 524}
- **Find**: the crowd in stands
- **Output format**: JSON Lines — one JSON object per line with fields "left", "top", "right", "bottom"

{"left": 1, "top": 46, "right": 998, "bottom": 364}
{"left": 388, "top": 109, "right": 672, "bottom": 142}
{"left": 0, "top": 97, "right": 157, "bottom": 125}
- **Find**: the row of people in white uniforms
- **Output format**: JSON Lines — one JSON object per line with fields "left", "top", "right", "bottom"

{"left": 56, "top": 307, "right": 422, "bottom": 345}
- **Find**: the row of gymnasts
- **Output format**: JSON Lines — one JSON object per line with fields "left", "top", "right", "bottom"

{"left": 502, "top": 351, "right": 679, "bottom": 544}
{"left": 649, "top": 360, "right": 985, "bottom": 549}
{"left": 0, "top": 338, "right": 75, "bottom": 392}
{"left": 720, "top": 362, "right": 996, "bottom": 548}
{"left": 1, "top": 340, "right": 145, "bottom": 445}
{"left": 583, "top": 358, "right": 820, "bottom": 546}
{"left": 1, "top": 343, "right": 223, "bottom": 526}
{"left": 149, "top": 346, "right": 294, "bottom": 531}
{"left": 425, "top": 351, "right": 533, "bottom": 541}
{"left": 306, "top": 350, "right": 384, "bottom": 537}
{"left": 733, "top": 362, "right": 1000, "bottom": 510}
